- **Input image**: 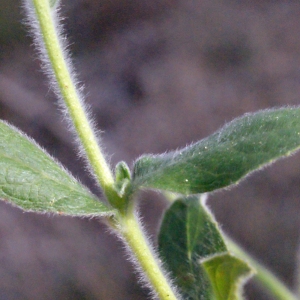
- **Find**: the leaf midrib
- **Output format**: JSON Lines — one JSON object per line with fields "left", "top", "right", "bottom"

{"left": 0, "top": 151, "right": 96, "bottom": 200}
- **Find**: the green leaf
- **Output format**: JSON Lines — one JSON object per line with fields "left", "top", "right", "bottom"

{"left": 202, "top": 253, "right": 254, "bottom": 300}
{"left": 133, "top": 107, "right": 300, "bottom": 194}
{"left": 114, "top": 161, "right": 131, "bottom": 198}
{"left": 158, "top": 196, "right": 227, "bottom": 299}
{"left": 115, "top": 161, "right": 131, "bottom": 183}
{"left": 0, "top": 121, "right": 114, "bottom": 216}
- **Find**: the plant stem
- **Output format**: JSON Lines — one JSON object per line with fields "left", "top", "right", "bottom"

{"left": 226, "top": 236, "right": 297, "bottom": 300}
{"left": 31, "top": 2, "right": 178, "bottom": 299}
{"left": 118, "top": 204, "right": 179, "bottom": 300}
{"left": 31, "top": 0, "right": 115, "bottom": 198}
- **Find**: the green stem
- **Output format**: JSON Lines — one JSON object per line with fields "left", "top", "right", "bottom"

{"left": 117, "top": 204, "right": 179, "bottom": 300}
{"left": 31, "top": 2, "right": 177, "bottom": 299}
{"left": 226, "top": 236, "right": 297, "bottom": 300}
{"left": 31, "top": 0, "right": 115, "bottom": 198}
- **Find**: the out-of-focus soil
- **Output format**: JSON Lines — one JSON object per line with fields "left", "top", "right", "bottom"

{"left": 1, "top": 0, "right": 300, "bottom": 299}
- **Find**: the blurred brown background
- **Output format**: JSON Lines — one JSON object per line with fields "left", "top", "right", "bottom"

{"left": 1, "top": 0, "right": 300, "bottom": 299}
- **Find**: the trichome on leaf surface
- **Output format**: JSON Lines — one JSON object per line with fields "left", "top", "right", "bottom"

{"left": 0, "top": 0, "right": 299, "bottom": 299}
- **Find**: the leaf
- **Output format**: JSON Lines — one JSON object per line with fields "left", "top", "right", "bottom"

{"left": 0, "top": 121, "right": 114, "bottom": 216}
{"left": 158, "top": 196, "right": 227, "bottom": 299}
{"left": 114, "top": 161, "right": 131, "bottom": 198}
{"left": 202, "top": 253, "right": 254, "bottom": 300}
{"left": 133, "top": 107, "right": 300, "bottom": 194}
{"left": 115, "top": 161, "right": 131, "bottom": 183}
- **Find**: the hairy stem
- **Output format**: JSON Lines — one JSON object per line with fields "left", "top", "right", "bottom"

{"left": 226, "top": 236, "right": 297, "bottom": 300}
{"left": 30, "top": 2, "right": 178, "bottom": 299}
{"left": 118, "top": 204, "right": 179, "bottom": 300}
{"left": 31, "top": 0, "right": 115, "bottom": 198}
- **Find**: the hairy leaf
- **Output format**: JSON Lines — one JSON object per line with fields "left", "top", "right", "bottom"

{"left": 202, "top": 253, "right": 254, "bottom": 300}
{"left": 115, "top": 161, "right": 131, "bottom": 183}
{"left": 158, "top": 196, "right": 226, "bottom": 299}
{"left": 0, "top": 121, "right": 114, "bottom": 216}
{"left": 133, "top": 107, "right": 300, "bottom": 194}
{"left": 114, "top": 161, "right": 131, "bottom": 198}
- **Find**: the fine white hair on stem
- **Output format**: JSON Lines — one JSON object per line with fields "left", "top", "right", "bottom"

{"left": 22, "top": 1, "right": 71, "bottom": 95}
{"left": 49, "top": 0, "right": 60, "bottom": 8}
{"left": 107, "top": 206, "right": 182, "bottom": 300}
{"left": 22, "top": 0, "right": 110, "bottom": 184}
